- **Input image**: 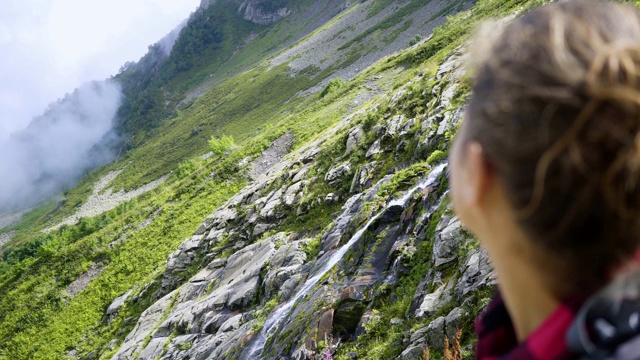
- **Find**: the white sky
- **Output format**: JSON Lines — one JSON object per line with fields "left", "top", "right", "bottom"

{"left": 0, "top": 0, "right": 200, "bottom": 139}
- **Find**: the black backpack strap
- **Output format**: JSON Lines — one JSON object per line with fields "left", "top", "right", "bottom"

{"left": 567, "top": 270, "right": 640, "bottom": 359}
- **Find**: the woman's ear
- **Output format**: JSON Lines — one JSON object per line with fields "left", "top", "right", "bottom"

{"left": 462, "top": 141, "right": 495, "bottom": 208}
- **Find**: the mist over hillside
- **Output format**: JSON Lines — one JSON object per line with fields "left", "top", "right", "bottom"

{"left": 0, "top": 80, "right": 121, "bottom": 212}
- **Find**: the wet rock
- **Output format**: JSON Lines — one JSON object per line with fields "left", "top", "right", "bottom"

{"left": 320, "top": 193, "right": 363, "bottom": 252}
{"left": 306, "top": 309, "right": 334, "bottom": 350}
{"left": 334, "top": 301, "right": 366, "bottom": 339}
{"left": 379, "top": 204, "right": 404, "bottom": 225}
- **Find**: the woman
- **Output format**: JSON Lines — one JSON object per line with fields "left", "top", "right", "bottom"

{"left": 449, "top": 0, "right": 640, "bottom": 358}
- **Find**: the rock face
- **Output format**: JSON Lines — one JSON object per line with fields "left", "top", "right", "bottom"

{"left": 105, "top": 52, "right": 492, "bottom": 360}
{"left": 238, "top": 0, "right": 292, "bottom": 25}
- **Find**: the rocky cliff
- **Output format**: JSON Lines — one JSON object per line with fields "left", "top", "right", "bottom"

{"left": 238, "top": 0, "right": 291, "bottom": 25}
{"left": 106, "top": 52, "right": 494, "bottom": 359}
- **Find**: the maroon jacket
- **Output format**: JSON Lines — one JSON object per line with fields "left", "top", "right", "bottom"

{"left": 475, "top": 288, "right": 640, "bottom": 360}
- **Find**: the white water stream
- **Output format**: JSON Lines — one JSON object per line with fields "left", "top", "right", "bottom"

{"left": 242, "top": 163, "right": 447, "bottom": 359}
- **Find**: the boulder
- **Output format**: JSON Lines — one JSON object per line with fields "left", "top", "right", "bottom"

{"left": 454, "top": 247, "right": 496, "bottom": 302}
{"left": 283, "top": 181, "right": 303, "bottom": 207}
{"left": 218, "top": 314, "right": 242, "bottom": 333}
{"left": 432, "top": 217, "right": 466, "bottom": 267}
{"left": 415, "top": 278, "right": 454, "bottom": 319}
{"left": 344, "top": 126, "right": 364, "bottom": 157}
{"left": 106, "top": 290, "right": 132, "bottom": 316}
{"left": 325, "top": 162, "right": 352, "bottom": 186}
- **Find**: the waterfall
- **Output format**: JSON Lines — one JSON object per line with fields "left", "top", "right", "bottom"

{"left": 242, "top": 163, "right": 447, "bottom": 359}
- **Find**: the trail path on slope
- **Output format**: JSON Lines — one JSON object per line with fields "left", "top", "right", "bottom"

{"left": 46, "top": 170, "right": 169, "bottom": 232}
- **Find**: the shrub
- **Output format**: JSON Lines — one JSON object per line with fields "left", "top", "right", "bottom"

{"left": 409, "top": 34, "right": 423, "bottom": 46}
{"left": 209, "top": 135, "right": 236, "bottom": 155}
{"left": 320, "top": 78, "right": 344, "bottom": 98}
{"left": 427, "top": 150, "right": 446, "bottom": 165}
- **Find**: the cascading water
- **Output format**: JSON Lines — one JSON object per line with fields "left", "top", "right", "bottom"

{"left": 242, "top": 163, "right": 447, "bottom": 359}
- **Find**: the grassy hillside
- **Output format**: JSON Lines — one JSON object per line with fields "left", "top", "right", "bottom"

{"left": 0, "top": 0, "right": 600, "bottom": 359}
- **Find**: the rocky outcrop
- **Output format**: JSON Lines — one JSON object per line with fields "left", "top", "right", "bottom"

{"left": 106, "top": 51, "right": 492, "bottom": 360}
{"left": 238, "top": 0, "right": 291, "bottom": 25}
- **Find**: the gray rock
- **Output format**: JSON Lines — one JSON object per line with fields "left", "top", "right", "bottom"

{"left": 366, "top": 139, "right": 382, "bottom": 158}
{"left": 137, "top": 337, "right": 166, "bottom": 360}
{"left": 384, "top": 114, "right": 405, "bottom": 139}
{"left": 292, "top": 164, "right": 311, "bottom": 183}
{"left": 445, "top": 307, "right": 468, "bottom": 341}
{"left": 106, "top": 290, "right": 132, "bottom": 316}
{"left": 66, "top": 264, "right": 104, "bottom": 297}
{"left": 344, "top": 126, "right": 364, "bottom": 157}
{"left": 454, "top": 247, "right": 496, "bottom": 302}
{"left": 259, "top": 188, "right": 284, "bottom": 220}
{"left": 207, "top": 258, "right": 227, "bottom": 269}
{"left": 397, "top": 345, "right": 427, "bottom": 360}
{"left": 279, "top": 274, "right": 303, "bottom": 300}
{"left": 425, "top": 316, "right": 446, "bottom": 350}
{"left": 324, "top": 193, "right": 338, "bottom": 203}
{"left": 111, "top": 291, "right": 177, "bottom": 359}
{"left": 218, "top": 314, "right": 242, "bottom": 333}
{"left": 283, "top": 181, "right": 303, "bottom": 207}
{"left": 253, "top": 223, "right": 274, "bottom": 237}
{"left": 264, "top": 238, "right": 306, "bottom": 297}
{"left": 301, "top": 147, "right": 321, "bottom": 164}
{"left": 415, "top": 277, "right": 454, "bottom": 319}
{"left": 238, "top": 0, "right": 291, "bottom": 25}
{"left": 325, "top": 161, "right": 352, "bottom": 185}
{"left": 320, "top": 193, "right": 363, "bottom": 251}
{"left": 432, "top": 217, "right": 466, "bottom": 267}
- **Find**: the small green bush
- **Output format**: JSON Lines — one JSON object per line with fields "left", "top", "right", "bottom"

{"left": 209, "top": 135, "right": 236, "bottom": 155}
{"left": 427, "top": 150, "right": 447, "bottom": 165}
{"left": 409, "top": 34, "right": 422, "bottom": 46}
{"left": 320, "top": 78, "right": 344, "bottom": 98}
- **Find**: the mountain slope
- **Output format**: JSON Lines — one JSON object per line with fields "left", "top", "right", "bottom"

{"left": 0, "top": 0, "right": 555, "bottom": 359}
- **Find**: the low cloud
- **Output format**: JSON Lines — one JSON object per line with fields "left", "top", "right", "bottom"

{"left": 0, "top": 80, "right": 122, "bottom": 212}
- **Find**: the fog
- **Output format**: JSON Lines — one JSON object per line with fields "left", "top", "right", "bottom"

{"left": 0, "top": 0, "right": 200, "bottom": 212}
{"left": 0, "top": 80, "right": 122, "bottom": 212}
